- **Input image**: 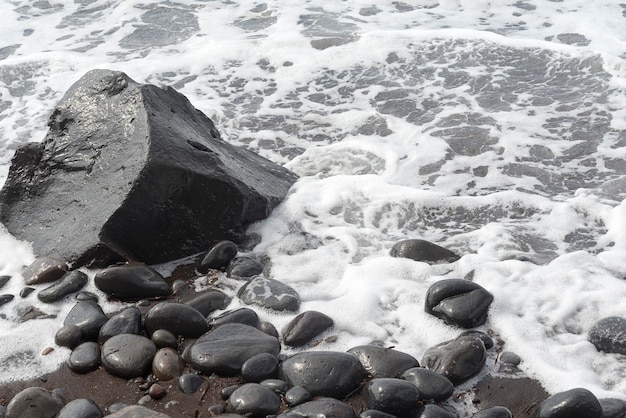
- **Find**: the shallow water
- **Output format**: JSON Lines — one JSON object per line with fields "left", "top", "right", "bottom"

{"left": 0, "top": 0, "right": 625, "bottom": 406}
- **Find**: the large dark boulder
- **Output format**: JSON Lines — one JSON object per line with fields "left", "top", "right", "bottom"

{"left": 0, "top": 69, "right": 297, "bottom": 267}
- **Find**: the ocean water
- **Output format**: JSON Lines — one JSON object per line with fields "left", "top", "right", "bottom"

{"left": 1, "top": 0, "right": 626, "bottom": 409}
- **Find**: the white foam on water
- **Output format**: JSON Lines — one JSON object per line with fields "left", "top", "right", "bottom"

{"left": 1, "top": 0, "right": 625, "bottom": 405}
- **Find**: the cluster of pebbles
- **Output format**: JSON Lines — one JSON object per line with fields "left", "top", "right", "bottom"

{"left": 1, "top": 239, "right": 625, "bottom": 418}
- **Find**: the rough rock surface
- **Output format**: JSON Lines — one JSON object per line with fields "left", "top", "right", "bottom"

{"left": 0, "top": 69, "right": 297, "bottom": 267}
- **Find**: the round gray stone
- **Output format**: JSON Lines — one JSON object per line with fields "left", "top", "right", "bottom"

{"left": 226, "top": 383, "right": 281, "bottom": 416}
{"left": 38, "top": 270, "right": 88, "bottom": 303}
{"left": 94, "top": 265, "right": 170, "bottom": 300}
{"left": 361, "top": 378, "right": 420, "bottom": 416}
{"left": 68, "top": 341, "right": 101, "bottom": 374}
{"left": 283, "top": 311, "right": 334, "bottom": 347}
{"left": 6, "top": 387, "right": 65, "bottom": 418}
{"left": 63, "top": 300, "right": 108, "bottom": 341}
{"left": 534, "top": 388, "right": 602, "bottom": 418}
{"left": 390, "top": 239, "right": 460, "bottom": 264}
{"left": 98, "top": 306, "right": 142, "bottom": 344}
{"left": 588, "top": 316, "right": 626, "bottom": 355}
{"left": 101, "top": 334, "right": 157, "bottom": 379}
{"left": 421, "top": 334, "right": 486, "bottom": 385}
{"left": 241, "top": 352, "right": 278, "bottom": 382}
{"left": 56, "top": 398, "right": 103, "bottom": 418}
{"left": 144, "top": 301, "right": 208, "bottom": 338}
{"left": 280, "top": 351, "right": 367, "bottom": 398}
{"left": 277, "top": 398, "right": 356, "bottom": 418}
{"left": 348, "top": 344, "right": 420, "bottom": 378}
{"left": 237, "top": 276, "right": 300, "bottom": 311}
{"left": 425, "top": 279, "right": 493, "bottom": 328}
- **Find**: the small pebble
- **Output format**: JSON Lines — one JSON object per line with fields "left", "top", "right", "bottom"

{"left": 221, "top": 385, "right": 240, "bottom": 400}
{"left": 41, "top": 347, "right": 54, "bottom": 355}
{"left": 149, "top": 383, "right": 167, "bottom": 400}
{"left": 19, "top": 287, "right": 35, "bottom": 298}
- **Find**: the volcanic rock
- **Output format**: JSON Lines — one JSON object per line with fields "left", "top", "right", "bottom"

{"left": 226, "top": 383, "right": 281, "bottom": 416}
{"left": 101, "top": 334, "right": 157, "bottom": 379}
{"left": 588, "top": 316, "right": 626, "bottom": 355}
{"left": 98, "top": 306, "right": 142, "bottom": 344}
{"left": 279, "top": 351, "right": 367, "bottom": 398}
{"left": 421, "top": 334, "right": 487, "bottom": 385}
{"left": 425, "top": 278, "right": 493, "bottom": 328}
{"left": 196, "top": 240, "right": 238, "bottom": 273}
{"left": 237, "top": 276, "right": 300, "bottom": 311}
{"left": 94, "top": 265, "right": 170, "bottom": 300}
{"left": 348, "top": 344, "right": 420, "bottom": 378}
{"left": 185, "top": 323, "right": 280, "bottom": 375}
{"left": 534, "top": 388, "right": 602, "bottom": 418}
{"left": 5, "top": 387, "right": 65, "bottom": 418}
{"left": 63, "top": 300, "right": 108, "bottom": 341}
{"left": 37, "top": 270, "right": 88, "bottom": 303}
{"left": 401, "top": 367, "right": 454, "bottom": 402}
{"left": 283, "top": 311, "right": 334, "bottom": 347}
{"left": 361, "top": 378, "right": 420, "bottom": 416}
{"left": 0, "top": 69, "right": 297, "bottom": 267}
{"left": 390, "top": 239, "right": 460, "bottom": 264}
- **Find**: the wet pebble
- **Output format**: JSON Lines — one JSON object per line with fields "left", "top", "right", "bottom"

{"left": 362, "top": 378, "right": 420, "bottom": 416}
{"left": 185, "top": 323, "right": 280, "bottom": 375}
{"left": 534, "top": 388, "right": 602, "bottom": 418}
{"left": 196, "top": 240, "right": 238, "bottom": 273}
{"left": 94, "top": 264, "right": 170, "bottom": 300}
{"left": 472, "top": 406, "right": 512, "bottom": 418}
{"left": 151, "top": 328, "right": 178, "bottom": 349}
{"left": 68, "top": 341, "right": 101, "bottom": 373}
{"left": 226, "top": 383, "right": 281, "bottom": 416}
{"left": 210, "top": 307, "right": 259, "bottom": 328}
{"left": 227, "top": 256, "right": 264, "bottom": 279}
{"left": 182, "top": 289, "right": 230, "bottom": 317}
{"left": 152, "top": 347, "right": 185, "bottom": 381}
{"left": 237, "top": 276, "right": 300, "bottom": 311}
{"left": 390, "top": 239, "right": 460, "bottom": 264}
{"left": 56, "top": 398, "right": 103, "bottom": 418}
{"left": 260, "top": 378, "right": 289, "bottom": 394}
{"left": 0, "top": 294, "right": 14, "bottom": 307}
{"left": 64, "top": 300, "right": 108, "bottom": 341}
{"left": 283, "top": 311, "right": 334, "bottom": 347}
{"left": 588, "top": 316, "right": 626, "bottom": 355}
{"left": 101, "top": 333, "right": 157, "bottom": 379}
{"left": 284, "top": 386, "right": 312, "bottom": 407}
{"left": 360, "top": 410, "right": 397, "bottom": 418}
{"left": 5, "top": 387, "right": 65, "bottom": 418}
{"left": 0, "top": 275, "right": 10, "bottom": 289}
{"left": 55, "top": 324, "right": 82, "bottom": 348}
{"left": 280, "top": 351, "right": 367, "bottom": 398}
{"left": 348, "top": 344, "right": 420, "bottom": 378}
{"left": 499, "top": 351, "right": 521, "bottom": 366}
{"left": 416, "top": 404, "right": 458, "bottom": 418}
{"left": 421, "top": 334, "right": 487, "bottom": 385}
{"left": 241, "top": 352, "right": 278, "bottom": 382}
{"left": 37, "top": 270, "right": 87, "bottom": 303}
{"left": 178, "top": 373, "right": 205, "bottom": 394}
{"left": 19, "top": 287, "right": 35, "bottom": 298}
{"left": 22, "top": 257, "right": 68, "bottom": 285}
{"left": 425, "top": 279, "right": 493, "bottom": 328}
{"left": 75, "top": 291, "right": 98, "bottom": 302}
{"left": 148, "top": 383, "right": 166, "bottom": 400}
{"left": 144, "top": 301, "right": 208, "bottom": 338}
{"left": 277, "top": 398, "right": 356, "bottom": 418}
{"left": 599, "top": 398, "right": 626, "bottom": 418}
{"left": 258, "top": 321, "right": 279, "bottom": 338}
{"left": 401, "top": 367, "right": 454, "bottom": 402}
{"left": 98, "top": 306, "right": 142, "bottom": 344}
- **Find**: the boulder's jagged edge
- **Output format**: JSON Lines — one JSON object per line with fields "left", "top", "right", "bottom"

{"left": 0, "top": 69, "right": 298, "bottom": 267}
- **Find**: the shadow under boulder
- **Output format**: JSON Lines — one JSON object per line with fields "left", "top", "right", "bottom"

{"left": 0, "top": 69, "right": 297, "bottom": 267}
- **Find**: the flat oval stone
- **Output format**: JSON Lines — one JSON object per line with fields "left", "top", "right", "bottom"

{"left": 57, "top": 398, "right": 103, "bottom": 418}
{"left": 6, "top": 387, "right": 65, "bottom": 418}
{"left": 421, "top": 334, "right": 486, "bottom": 385}
{"left": 285, "top": 386, "right": 312, "bottom": 407}
{"left": 196, "top": 240, "right": 238, "bottom": 273}
{"left": 0, "top": 294, "right": 14, "bottom": 307}
{"left": 179, "top": 373, "right": 205, "bottom": 394}
{"left": 182, "top": 289, "right": 230, "bottom": 317}
{"left": 94, "top": 265, "right": 170, "bottom": 300}
{"left": 144, "top": 302, "right": 208, "bottom": 338}
{"left": 22, "top": 257, "right": 68, "bottom": 285}
{"left": 210, "top": 307, "right": 259, "bottom": 328}
{"left": 63, "top": 300, "right": 108, "bottom": 341}
{"left": 152, "top": 347, "right": 185, "bottom": 381}
{"left": 280, "top": 351, "right": 367, "bottom": 398}
{"left": 98, "top": 306, "right": 142, "bottom": 344}
{"left": 238, "top": 276, "right": 300, "bottom": 312}
{"left": 362, "top": 378, "right": 419, "bottom": 416}
{"left": 390, "top": 239, "right": 460, "bottom": 264}
{"left": 101, "top": 334, "right": 157, "bottom": 379}
{"left": 185, "top": 323, "right": 280, "bottom": 375}
{"left": 283, "top": 311, "right": 334, "bottom": 347}
{"left": 226, "top": 383, "right": 281, "bottom": 416}
{"left": 55, "top": 325, "right": 82, "bottom": 349}
{"left": 227, "top": 256, "right": 264, "bottom": 279}
{"left": 151, "top": 328, "right": 178, "bottom": 349}
{"left": 401, "top": 367, "right": 454, "bottom": 402}
{"left": 348, "top": 345, "right": 420, "bottom": 378}
{"left": 277, "top": 398, "right": 356, "bottom": 418}
{"left": 472, "top": 406, "right": 512, "bottom": 418}
{"left": 38, "top": 270, "right": 88, "bottom": 303}
{"left": 534, "top": 388, "right": 602, "bottom": 418}
{"left": 241, "top": 352, "right": 278, "bottom": 382}
{"left": 588, "top": 316, "right": 626, "bottom": 355}
{"left": 68, "top": 341, "right": 101, "bottom": 373}
{"left": 425, "top": 279, "right": 493, "bottom": 328}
